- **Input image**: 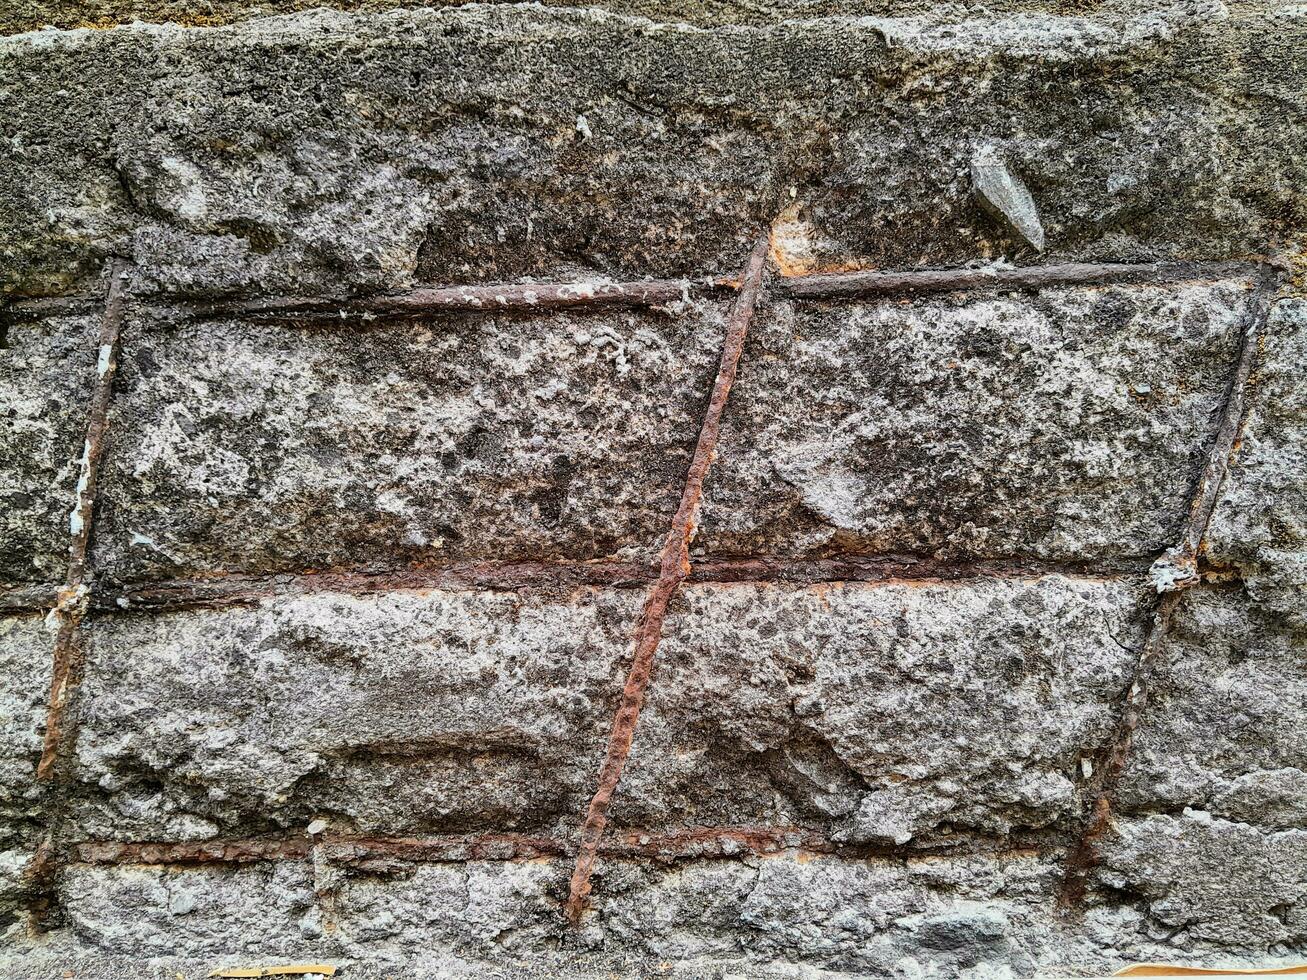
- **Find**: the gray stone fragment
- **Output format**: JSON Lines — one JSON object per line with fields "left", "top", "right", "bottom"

{"left": 613, "top": 576, "right": 1146, "bottom": 844}
{"left": 971, "top": 145, "right": 1045, "bottom": 251}
{"left": 1096, "top": 811, "right": 1307, "bottom": 951}
{"left": 95, "top": 303, "right": 724, "bottom": 581}
{"left": 1206, "top": 297, "right": 1307, "bottom": 622}
{"left": 701, "top": 280, "right": 1251, "bottom": 562}
{"left": 72, "top": 589, "right": 639, "bottom": 839}
{"left": 0, "top": 314, "right": 97, "bottom": 584}
{"left": 1116, "top": 587, "right": 1307, "bottom": 828}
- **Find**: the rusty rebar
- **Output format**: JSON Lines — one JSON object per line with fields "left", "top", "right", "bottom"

{"left": 180, "top": 277, "right": 731, "bottom": 321}
{"left": 37, "top": 257, "right": 128, "bottom": 781}
{"left": 561, "top": 238, "right": 770, "bottom": 926}
{"left": 782, "top": 259, "right": 1266, "bottom": 301}
{"left": 1058, "top": 267, "right": 1282, "bottom": 908}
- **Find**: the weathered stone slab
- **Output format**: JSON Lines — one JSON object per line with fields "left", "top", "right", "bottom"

{"left": 1096, "top": 812, "right": 1307, "bottom": 953}
{"left": 0, "top": 313, "right": 97, "bottom": 584}
{"left": 59, "top": 862, "right": 324, "bottom": 956}
{"left": 700, "top": 280, "right": 1252, "bottom": 561}
{"left": 1116, "top": 587, "right": 1307, "bottom": 828}
{"left": 612, "top": 575, "right": 1146, "bottom": 845}
{"left": 1206, "top": 297, "right": 1307, "bottom": 621}
{"left": 34, "top": 846, "right": 1283, "bottom": 972}
{"left": 94, "top": 303, "right": 723, "bottom": 581}
{"left": 2, "top": 7, "right": 1303, "bottom": 297}
{"left": 72, "top": 589, "right": 639, "bottom": 840}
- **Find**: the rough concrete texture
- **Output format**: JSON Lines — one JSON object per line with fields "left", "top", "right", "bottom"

{"left": 0, "top": 614, "right": 53, "bottom": 927}
{"left": 1, "top": 3, "right": 1306, "bottom": 298}
{"left": 1096, "top": 812, "right": 1307, "bottom": 953}
{"left": 701, "top": 280, "right": 1250, "bottom": 561}
{"left": 2, "top": 0, "right": 1306, "bottom": 976}
{"left": 1115, "top": 587, "right": 1307, "bottom": 828}
{"left": 4, "top": 0, "right": 1291, "bottom": 34}
{"left": 1207, "top": 297, "right": 1307, "bottom": 619}
{"left": 614, "top": 576, "right": 1146, "bottom": 844}
{"left": 72, "top": 589, "right": 638, "bottom": 840}
{"left": 0, "top": 313, "right": 98, "bottom": 585}
{"left": 36, "top": 847, "right": 1298, "bottom": 976}
{"left": 60, "top": 862, "right": 321, "bottom": 956}
{"left": 94, "top": 302, "right": 723, "bottom": 581}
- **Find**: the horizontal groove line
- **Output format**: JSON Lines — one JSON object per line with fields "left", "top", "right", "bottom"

{"left": 7, "top": 257, "right": 1285, "bottom": 322}
{"left": 781, "top": 259, "right": 1273, "bottom": 300}
{"left": 0, "top": 556, "right": 1155, "bottom": 614}
{"left": 4, "top": 279, "right": 735, "bottom": 321}
{"left": 72, "top": 829, "right": 1056, "bottom": 869}
{"left": 173, "top": 278, "right": 735, "bottom": 320}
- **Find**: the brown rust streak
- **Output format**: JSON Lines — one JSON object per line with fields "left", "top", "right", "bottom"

{"left": 1058, "top": 268, "right": 1283, "bottom": 909}
{"left": 564, "top": 238, "right": 771, "bottom": 926}
{"left": 782, "top": 259, "right": 1267, "bottom": 301}
{"left": 180, "top": 277, "right": 734, "bottom": 321}
{"left": 76, "top": 838, "right": 313, "bottom": 866}
{"left": 37, "top": 258, "right": 128, "bottom": 781}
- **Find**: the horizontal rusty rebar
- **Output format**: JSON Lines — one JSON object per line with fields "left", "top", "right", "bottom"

{"left": 71, "top": 827, "right": 1057, "bottom": 870}
{"left": 7, "top": 258, "right": 1283, "bottom": 326}
{"left": 178, "top": 277, "right": 734, "bottom": 321}
{"left": 781, "top": 259, "right": 1273, "bottom": 301}
{"left": 0, "top": 583, "right": 61, "bottom": 612}
{"left": 0, "top": 294, "right": 103, "bottom": 321}
{"left": 0, "top": 556, "right": 1161, "bottom": 616}
{"left": 96, "top": 561, "right": 660, "bottom": 612}
{"left": 76, "top": 838, "right": 314, "bottom": 866}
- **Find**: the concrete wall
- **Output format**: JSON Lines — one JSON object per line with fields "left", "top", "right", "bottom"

{"left": 1, "top": 2, "right": 1305, "bottom": 977}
